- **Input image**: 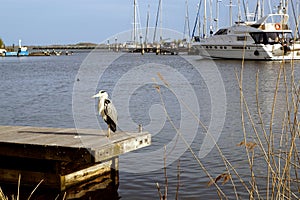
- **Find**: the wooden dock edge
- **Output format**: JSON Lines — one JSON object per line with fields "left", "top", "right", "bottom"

{"left": 63, "top": 158, "right": 116, "bottom": 190}
{"left": 93, "top": 133, "right": 151, "bottom": 162}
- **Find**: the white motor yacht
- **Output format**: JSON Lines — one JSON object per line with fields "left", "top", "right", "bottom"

{"left": 192, "top": 14, "right": 300, "bottom": 60}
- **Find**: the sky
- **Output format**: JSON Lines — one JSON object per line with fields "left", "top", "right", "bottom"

{"left": 0, "top": 0, "right": 297, "bottom": 46}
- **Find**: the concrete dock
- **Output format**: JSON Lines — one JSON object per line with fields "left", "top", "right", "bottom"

{"left": 0, "top": 126, "right": 151, "bottom": 191}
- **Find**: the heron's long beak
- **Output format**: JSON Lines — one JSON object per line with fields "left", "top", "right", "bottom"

{"left": 91, "top": 94, "right": 101, "bottom": 98}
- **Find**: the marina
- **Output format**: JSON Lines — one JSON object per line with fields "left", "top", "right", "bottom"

{"left": 0, "top": 0, "right": 299, "bottom": 199}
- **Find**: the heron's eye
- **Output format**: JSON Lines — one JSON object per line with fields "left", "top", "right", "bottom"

{"left": 101, "top": 90, "right": 106, "bottom": 93}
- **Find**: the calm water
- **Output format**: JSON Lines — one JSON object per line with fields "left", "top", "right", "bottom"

{"left": 0, "top": 52, "right": 299, "bottom": 199}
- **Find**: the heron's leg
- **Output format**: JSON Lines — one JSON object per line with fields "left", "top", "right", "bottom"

{"left": 107, "top": 126, "right": 111, "bottom": 138}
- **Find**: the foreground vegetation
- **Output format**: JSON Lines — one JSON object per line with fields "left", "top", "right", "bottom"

{"left": 155, "top": 59, "right": 299, "bottom": 199}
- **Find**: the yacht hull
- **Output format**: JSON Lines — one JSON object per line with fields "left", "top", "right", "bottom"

{"left": 193, "top": 43, "right": 300, "bottom": 61}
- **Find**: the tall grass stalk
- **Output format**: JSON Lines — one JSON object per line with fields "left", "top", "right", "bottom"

{"left": 0, "top": 176, "right": 44, "bottom": 200}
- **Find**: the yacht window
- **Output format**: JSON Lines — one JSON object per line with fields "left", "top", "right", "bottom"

{"left": 250, "top": 33, "right": 266, "bottom": 44}
{"left": 251, "top": 32, "right": 293, "bottom": 44}
{"left": 266, "top": 33, "right": 278, "bottom": 43}
{"left": 214, "top": 29, "right": 228, "bottom": 35}
{"left": 237, "top": 36, "right": 247, "bottom": 41}
{"left": 283, "top": 33, "right": 293, "bottom": 42}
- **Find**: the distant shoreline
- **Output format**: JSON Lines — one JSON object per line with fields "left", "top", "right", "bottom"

{"left": 31, "top": 43, "right": 107, "bottom": 50}
{"left": 3, "top": 41, "right": 194, "bottom": 55}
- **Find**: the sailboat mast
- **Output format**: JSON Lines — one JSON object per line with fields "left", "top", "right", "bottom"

{"left": 229, "top": 0, "right": 233, "bottom": 26}
{"left": 204, "top": 0, "right": 207, "bottom": 38}
{"left": 298, "top": 0, "right": 300, "bottom": 38}
{"left": 133, "top": 0, "right": 137, "bottom": 43}
{"left": 184, "top": 0, "right": 191, "bottom": 41}
{"left": 243, "top": 0, "right": 252, "bottom": 21}
{"left": 209, "top": 0, "right": 213, "bottom": 35}
{"left": 215, "top": 0, "right": 220, "bottom": 31}
{"left": 291, "top": 0, "right": 300, "bottom": 38}
{"left": 198, "top": 3, "right": 201, "bottom": 36}
{"left": 256, "top": 0, "right": 261, "bottom": 20}
{"left": 153, "top": 0, "right": 162, "bottom": 43}
{"left": 187, "top": 0, "right": 190, "bottom": 38}
{"left": 191, "top": 0, "right": 201, "bottom": 39}
{"left": 145, "top": 4, "right": 150, "bottom": 45}
{"left": 160, "top": 0, "right": 163, "bottom": 42}
{"left": 238, "top": 0, "right": 241, "bottom": 23}
{"left": 297, "top": 0, "right": 300, "bottom": 36}
{"left": 285, "top": 0, "right": 288, "bottom": 13}
{"left": 261, "top": 0, "right": 264, "bottom": 17}
{"left": 297, "top": 0, "right": 299, "bottom": 18}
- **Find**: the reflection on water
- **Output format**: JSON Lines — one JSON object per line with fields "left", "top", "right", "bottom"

{"left": 0, "top": 53, "right": 299, "bottom": 199}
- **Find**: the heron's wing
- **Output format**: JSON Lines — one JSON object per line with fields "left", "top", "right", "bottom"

{"left": 104, "top": 99, "right": 118, "bottom": 132}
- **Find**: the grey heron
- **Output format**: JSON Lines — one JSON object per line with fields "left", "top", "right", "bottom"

{"left": 92, "top": 90, "right": 118, "bottom": 137}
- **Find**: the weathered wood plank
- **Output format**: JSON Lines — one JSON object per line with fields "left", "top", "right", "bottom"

{"left": 0, "top": 143, "right": 93, "bottom": 164}
{"left": 0, "top": 126, "right": 151, "bottom": 163}
{"left": 93, "top": 134, "right": 151, "bottom": 162}
{"left": 63, "top": 160, "right": 112, "bottom": 190}
{"left": 65, "top": 177, "right": 114, "bottom": 199}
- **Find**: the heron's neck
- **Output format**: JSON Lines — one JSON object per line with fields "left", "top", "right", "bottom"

{"left": 99, "top": 98, "right": 105, "bottom": 113}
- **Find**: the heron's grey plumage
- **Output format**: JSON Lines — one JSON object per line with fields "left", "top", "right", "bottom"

{"left": 103, "top": 98, "right": 117, "bottom": 132}
{"left": 92, "top": 90, "right": 118, "bottom": 137}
